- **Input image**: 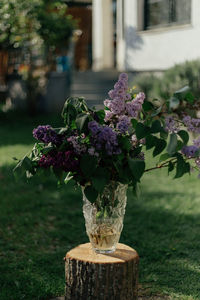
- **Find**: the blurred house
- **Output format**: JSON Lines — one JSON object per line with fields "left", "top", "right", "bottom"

{"left": 92, "top": 0, "right": 200, "bottom": 72}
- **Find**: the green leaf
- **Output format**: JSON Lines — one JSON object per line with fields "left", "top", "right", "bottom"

{"left": 84, "top": 186, "right": 98, "bottom": 203}
{"left": 128, "top": 158, "right": 145, "bottom": 182}
{"left": 118, "top": 163, "right": 132, "bottom": 184}
{"left": 153, "top": 138, "right": 167, "bottom": 157}
{"left": 151, "top": 106, "right": 162, "bottom": 117}
{"left": 145, "top": 135, "right": 156, "bottom": 150}
{"left": 142, "top": 101, "right": 153, "bottom": 112}
{"left": 169, "top": 96, "right": 180, "bottom": 110}
{"left": 92, "top": 167, "right": 110, "bottom": 193}
{"left": 194, "top": 149, "right": 200, "bottom": 157}
{"left": 159, "top": 153, "right": 170, "bottom": 162}
{"left": 53, "top": 167, "right": 63, "bottom": 183}
{"left": 177, "top": 130, "right": 189, "bottom": 145}
{"left": 118, "top": 136, "right": 131, "bottom": 151}
{"left": 62, "top": 97, "right": 88, "bottom": 125}
{"left": 168, "top": 161, "right": 174, "bottom": 174}
{"left": 62, "top": 102, "right": 77, "bottom": 126}
{"left": 131, "top": 119, "right": 138, "bottom": 129}
{"left": 160, "top": 130, "right": 168, "bottom": 140}
{"left": 95, "top": 110, "right": 105, "bottom": 124}
{"left": 174, "top": 86, "right": 190, "bottom": 100}
{"left": 151, "top": 120, "right": 164, "bottom": 133}
{"left": 64, "top": 172, "right": 73, "bottom": 184}
{"left": 167, "top": 133, "right": 178, "bottom": 155}
{"left": 75, "top": 113, "right": 89, "bottom": 132}
{"left": 80, "top": 155, "right": 97, "bottom": 178}
{"left": 174, "top": 155, "right": 190, "bottom": 178}
{"left": 13, "top": 156, "right": 33, "bottom": 179}
{"left": 185, "top": 91, "right": 195, "bottom": 104}
{"left": 136, "top": 123, "right": 151, "bottom": 139}
{"left": 176, "top": 140, "right": 184, "bottom": 151}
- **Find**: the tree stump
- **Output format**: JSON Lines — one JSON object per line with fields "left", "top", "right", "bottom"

{"left": 65, "top": 243, "right": 139, "bottom": 300}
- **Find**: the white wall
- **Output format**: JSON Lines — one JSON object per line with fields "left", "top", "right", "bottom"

{"left": 118, "top": 0, "right": 200, "bottom": 71}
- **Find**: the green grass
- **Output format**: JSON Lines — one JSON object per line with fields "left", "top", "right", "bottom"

{"left": 0, "top": 113, "right": 200, "bottom": 300}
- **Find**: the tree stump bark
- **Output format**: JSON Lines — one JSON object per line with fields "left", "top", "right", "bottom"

{"left": 65, "top": 243, "right": 139, "bottom": 300}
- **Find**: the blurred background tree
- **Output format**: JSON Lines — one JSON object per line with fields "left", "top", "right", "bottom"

{"left": 0, "top": 0, "right": 76, "bottom": 114}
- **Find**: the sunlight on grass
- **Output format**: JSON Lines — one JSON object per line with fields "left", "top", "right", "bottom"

{"left": 0, "top": 144, "right": 33, "bottom": 165}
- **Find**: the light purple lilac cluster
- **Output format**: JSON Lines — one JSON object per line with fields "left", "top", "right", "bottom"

{"left": 33, "top": 125, "right": 63, "bottom": 145}
{"left": 104, "top": 73, "right": 145, "bottom": 124}
{"left": 165, "top": 116, "right": 180, "bottom": 133}
{"left": 67, "top": 136, "right": 87, "bottom": 155}
{"left": 88, "top": 121, "right": 120, "bottom": 155}
{"left": 38, "top": 150, "right": 79, "bottom": 172}
{"left": 182, "top": 116, "right": 200, "bottom": 134}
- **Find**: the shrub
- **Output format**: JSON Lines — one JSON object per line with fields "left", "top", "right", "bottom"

{"left": 134, "top": 60, "right": 200, "bottom": 115}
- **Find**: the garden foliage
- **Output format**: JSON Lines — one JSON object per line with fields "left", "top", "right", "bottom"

{"left": 135, "top": 60, "right": 200, "bottom": 117}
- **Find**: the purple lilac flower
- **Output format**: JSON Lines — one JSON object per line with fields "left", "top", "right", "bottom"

{"left": 181, "top": 145, "right": 199, "bottom": 158}
{"left": 125, "top": 92, "right": 145, "bottom": 118}
{"left": 88, "top": 147, "right": 99, "bottom": 157}
{"left": 119, "top": 73, "right": 128, "bottom": 81}
{"left": 38, "top": 150, "right": 79, "bottom": 172}
{"left": 165, "top": 116, "right": 180, "bottom": 133}
{"left": 104, "top": 73, "right": 129, "bottom": 116}
{"left": 67, "top": 136, "right": 87, "bottom": 155}
{"left": 104, "top": 97, "right": 125, "bottom": 115}
{"left": 104, "top": 111, "right": 114, "bottom": 122}
{"left": 88, "top": 121, "right": 120, "bottom": 155}
{"left": 88, "top": 121, "right": 100, "bottom": 135}
{"left": 33, "top": 125, "right": 63, "bottom": 145}
{"left": 182, "top": 116, "right": 200, "bottom": 134}
{"left": 116, "top": 115, "right": 131, "bottom": 133}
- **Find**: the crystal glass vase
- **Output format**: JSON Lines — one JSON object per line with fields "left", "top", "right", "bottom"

{"left": 82, "top": 182, "right": 128, "bottom": 254}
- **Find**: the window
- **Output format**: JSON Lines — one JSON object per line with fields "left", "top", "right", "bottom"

{"left": 144, "top": 0, "right": 191, "bottom": 30}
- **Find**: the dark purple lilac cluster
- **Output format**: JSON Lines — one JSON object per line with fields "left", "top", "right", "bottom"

{"left": 88, "top": 121, "right": 121, "bottom": 155}
{"left": 38, "top": 150, "right": 79, "bottom": 172}
{"left": 33, "top": 125, "right": 63, "bottom": 145}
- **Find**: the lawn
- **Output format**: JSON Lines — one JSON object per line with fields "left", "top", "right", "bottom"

{"left": 0, "top": 113, "right": 200, "bottom": 300}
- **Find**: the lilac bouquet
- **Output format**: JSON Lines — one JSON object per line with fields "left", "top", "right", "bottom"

{"left": 14, "top": 73, "right": 200, "bottom": 202}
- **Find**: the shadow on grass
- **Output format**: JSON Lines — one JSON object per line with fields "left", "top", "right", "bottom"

{"left": 0, "top": 164, "right": 87, "bottom": 300}
{"left": 0, "top": 111, "right": 62, "bottom": 146}
{"left": 0, "top": 164, "right": 200, "bottom": 299}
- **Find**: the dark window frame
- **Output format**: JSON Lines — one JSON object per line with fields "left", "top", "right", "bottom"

{"left": 144, "top": 0, "right": 191, "bottom": 30}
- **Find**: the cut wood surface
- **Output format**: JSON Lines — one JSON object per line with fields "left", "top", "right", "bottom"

{"left": 65, "top": 243, "right": 139, "bottom": 300}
